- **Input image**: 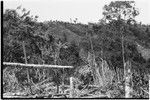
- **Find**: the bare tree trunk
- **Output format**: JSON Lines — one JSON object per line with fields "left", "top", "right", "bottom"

{"left": 101, "top": 50, "right": 105, "bottom": 84}
{"left": 117, "top": 68, "right": 120, "bottom": 82}
{"left": 89, "top": 34, "right": 103, "bottom": 87}
{"left": 22, "top": 41, "right": 32, "bottom": 94}
{"left": 149, "top": 75, "right": 150, "bottom": 99}
{"left": 121, "top": 35, "right": 125, "bottom": 78}
{"left": 70, "top": 77, "right": 74, "bottom": 98}
{"left": 120, "top": 27, "right": 128, "bottom": 98}
{"left": 55, "top": 42, "right": 63, "bottom": 93}
{"left": 54, "top": 49, "right": 59, "bottom": 93}
{"left": 121, "top": 27, "right": 132, "bottom": 98}
{"left": 89, "top": 34, "right": 97, "bottom": 85}
{"left": 125, "top": 61, "right": 132, "bottom": 98}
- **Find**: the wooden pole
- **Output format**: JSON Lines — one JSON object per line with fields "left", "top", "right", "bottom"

{"left": 70, "top": 77, "right": 74, "bottom": 98}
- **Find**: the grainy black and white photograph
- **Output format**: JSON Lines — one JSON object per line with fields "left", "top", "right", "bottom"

{"left": 2, "top": 0, "right": 150, "bottom": 98}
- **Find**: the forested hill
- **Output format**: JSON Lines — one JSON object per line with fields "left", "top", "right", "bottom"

{"left": 3, "top": 1, "right": 150, "bottom": 98}
{"left": 3, "top": 8, "right": 150, "bottom": 71}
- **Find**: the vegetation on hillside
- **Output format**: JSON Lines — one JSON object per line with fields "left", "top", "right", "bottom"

{"left": 3, "top": 1, "right": 150, "bottom": 98}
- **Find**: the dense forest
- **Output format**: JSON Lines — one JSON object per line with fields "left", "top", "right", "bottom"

{"left": 3, "top": 1, "right": 150, "bottom": 98}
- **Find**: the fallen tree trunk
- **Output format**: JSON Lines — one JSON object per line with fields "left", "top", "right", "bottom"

{"left": 3, "top": 62, "right": 73, "bottom": 69}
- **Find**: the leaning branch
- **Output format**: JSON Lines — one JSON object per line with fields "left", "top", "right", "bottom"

{"left": 3, "top": 62, "right": 73, "bottom": 69}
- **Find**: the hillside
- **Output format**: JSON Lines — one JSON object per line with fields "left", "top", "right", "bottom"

{"left": 3, "top": 2, "right": 150, "bottom": 98}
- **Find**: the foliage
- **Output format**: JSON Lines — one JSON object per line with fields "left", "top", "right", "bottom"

{"left": 3, "top": 2, "right": 150, "bottom": 98}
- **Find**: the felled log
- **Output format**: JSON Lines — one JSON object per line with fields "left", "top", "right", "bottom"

{"left": 81, "top": 94, "right": 108, "bottom": 98}
{"left": 3, "top": 62, "right": 73, "bottom": 69}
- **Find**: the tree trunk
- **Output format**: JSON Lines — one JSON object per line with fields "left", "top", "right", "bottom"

{"left": 117, "top": 68, "right": 120, "bottom": 82}
{"left": 149, "top": 75, "right": 150, "bottom": 99}
{"left": 125, "top": 61, "right": 132, "bottom": 98}
{"left": 125, "top": 71, "right": 130, "bottom": 98}
{"left": 101, "top": 50, "right": 105, "bottom": 84}
{"left": 121, "top": 32, "right": 132, "bottom": 98}
{"left": 120, "top": 27, "right": 127, "bottom": 98}
{"left": 70, "top": 77, "right": 74, "bottom": 98}
{"left": 22, "top": 41, "right": 32, "bottom": 94}
{"left": 56, "top": 83, "right": 59, "bottom": 93}
{"left": 89, "top": 34, "right": 103, "bottom": 87}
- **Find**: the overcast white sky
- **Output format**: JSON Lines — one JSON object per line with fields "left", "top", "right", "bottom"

{"left": 3, "top": 0, "right": 150, "bottom": 24}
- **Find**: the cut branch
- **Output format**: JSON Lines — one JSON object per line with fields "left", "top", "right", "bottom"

{"left": 3, "top": 62, "right": 73, "bottom": 69}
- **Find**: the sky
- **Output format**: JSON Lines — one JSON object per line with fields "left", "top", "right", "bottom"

{"left": 3, "top": 0, "right": 150, "bottom": 24}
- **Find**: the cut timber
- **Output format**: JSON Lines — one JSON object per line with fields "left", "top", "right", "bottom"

{"left": 3, "top": 62, "right": 73, "bottom": 68}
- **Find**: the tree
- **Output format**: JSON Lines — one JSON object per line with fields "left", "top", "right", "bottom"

{"left": 103, "top": 1, "right": 139, "bottom": 23}
{"left": 3, "top": 7, "right": 42, "bottom": 94}
{"left": 103, "top": 1, "right": 139, "bottom": 98}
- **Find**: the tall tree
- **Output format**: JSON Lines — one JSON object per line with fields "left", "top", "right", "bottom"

{"left": 103, "top": 1, "right": 139, "bottom": 98}
{"left": 3, "top": 7, "right": 41, "bottom": 94}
